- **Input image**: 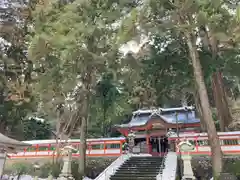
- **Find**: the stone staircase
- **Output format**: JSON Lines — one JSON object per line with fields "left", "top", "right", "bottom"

{"left": 109, "top": 156, "right": 164, "bottom": 180}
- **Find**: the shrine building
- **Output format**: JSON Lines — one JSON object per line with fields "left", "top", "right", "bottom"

{"left": 114, "top": 106, "right": 201, "bottom": 154}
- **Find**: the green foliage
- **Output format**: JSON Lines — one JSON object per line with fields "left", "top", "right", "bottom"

{"left": 96, "top": 72, "right": 120, "bottom": 115}
{"left": 140, "top": 35, "right": 193, "bottom": 106}
{"left": 29, "top": 0, "right": 139, "bottom": 139}
{"left": 93, "top": 72, "right": 122, "bottom": 136}
{"left": 29, "top": 0, "right": 124, "bottom": 99}
{"left": 236, "top": 6, "right": 240, "bottom": 23}
{"left": 0, "top": 0, "right": 39, "bottom": 139}
{"left": 89, "top": 88, "right": 132, "bottom": 137}
{"left": 1, "top": 0, "right": 239, "bottom": 141}
{"left": 40, "top": 162, "right": 61, "bottom": 178}
{"left": 22, "top": 118, "right": 51, "bottom": 140}
{"left": 12, "top": 162, "right": 34, "bottom": 176}
{"left": 224, "top": 160, "right": 240, "bottom": 178}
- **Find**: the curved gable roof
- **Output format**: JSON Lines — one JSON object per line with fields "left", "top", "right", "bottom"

{"left": 115, "top": 107, "right": 200, "bottom": 128}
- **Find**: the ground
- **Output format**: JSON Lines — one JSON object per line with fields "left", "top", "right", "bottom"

{"left": 179, "top": 156, "right": 240, "bottom": 179}
{"left": 5, "top": 155, "right": 240, "bottom": 180}
{"left": 4, "top": 157, "right": 117, "bottom": 179}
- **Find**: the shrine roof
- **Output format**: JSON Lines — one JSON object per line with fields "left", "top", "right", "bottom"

{"left": 0, "top": 133, "right": 30, "bottom": 150}
{"left": 115, "top": 106, "right": 200, "bottom": 128}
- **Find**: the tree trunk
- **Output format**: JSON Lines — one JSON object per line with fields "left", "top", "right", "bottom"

{"left": 78, "top": 86, "right": 90, "bottom": 180}
{"left": 0, "top": 121, "right": 7, "bottom": 134}
{"left": 200, "top": 27, "right": 232, "bottom": 132}
{"left": 54, "top": 118, "right": 62, "bottom": 164}
{"left": 54, "top": 133, "right": 61, "bottom": 164}
{"left": 78, "top": 116, "right": 87, "bottom": 180}
{"left": 212, "top": 73, "right": 224, "bottom": 131}
{"left": 193, "top": 87, "right": 206, "bottom": 131}
{"left": 102, "top": 104, "right": 107, "bottom": 137}
{"left": 212, "top": 72, "right": 232, "bottom": 131}
{"left": 185, "top": 32, "right": 222, "bottom": 177}
{"left": 0, "top": 89, "right": 7, "bottom": 135}
{"left": 218, "top": 72, "right": 232, "bottom": 129}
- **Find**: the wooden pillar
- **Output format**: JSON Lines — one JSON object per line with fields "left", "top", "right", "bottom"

{"left": 158, "top": 137, "right": 161, "bottom": 154}
{"left": 146, "top": 135, "right": 150, "bottom": 153}
{"left": 169, "top": 140, "right": 175, "bottom": 152}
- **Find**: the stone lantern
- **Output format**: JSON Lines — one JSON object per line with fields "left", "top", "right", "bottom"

{"left": 0, "top": 133, "right": 30, "bottom": 177}
{"left": 127, "top": 131, "right": 136, "bottom": 153}
{"left": 178, "top": 140, "right": 196, "bottom": 180}
{"left": 33, "top": 162, "right": 41, "bottom": 180}
{"left": 166, "top": 129, "right": 177, "bottom": 152}
{"left": 57, "top": 145, "right": 77, "bottom": 180}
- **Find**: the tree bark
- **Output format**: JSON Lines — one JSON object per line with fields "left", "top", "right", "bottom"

{"left": 54, "top": 120, "right": 61, "bottom": 164}
{"left": 200, "top": 27, "right": 233, "bottom": 132}
{"left": 78, "top": 115, "right": 87, "bottom": 180}
{"left": 185, "top": 32, "right": 223, "bottom": 177}
{"left": 0, "top": 121, "right": 7, "bottom": 134}
{"left": 212, "top": 72, "right": 232, "bottom": 131}
{"left": 193, "top": 87, "right": 206, "bottom": 131}
{"left": 78, "top": 80, "right": 91, "bottom": 180}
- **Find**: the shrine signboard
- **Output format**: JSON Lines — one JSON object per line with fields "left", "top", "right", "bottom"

{"left": 152, "top": 123, "right": 164, "bottom": 129}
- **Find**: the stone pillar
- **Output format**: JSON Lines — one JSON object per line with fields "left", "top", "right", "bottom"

{"left": 169, "top": 141, "right": 175, "bottom": 152}
{"left": 128, "top": 131, "right": 136, "bottom": 153}
{"left": 57, "top": 146, "right": 76, "bottom": 180}
{"left": 0, "top": 149, "right": 7, "bottom": 177}
{"left": 181, "top": 153, "right": 195, "bottom": 180}
{"left": 33, "top": 163, "right": 41, "bottom": 180}
{"left": 166, "top": 129, "right": 177, "bottom": 152}
{"left": 178, "top": 141, "right": 196, "bottom": 180}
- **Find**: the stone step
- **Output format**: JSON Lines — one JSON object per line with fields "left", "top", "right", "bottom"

{"left": 126, "top": 159, "right": 162, "bottom": 161}
{"left": 124, "top": 162, "right": 163, "bottom": 165}
{"left": 118, "top": 166, "right": 160, "bottom": 170}
{"left": 123, "top": 162, "right": 162, "bottom": 166}
{"left": 121, "top": 166, "right": 161, "bottom": 168}
{"left": 111, "top": 176, "right": 157, "bottom": 179}
{"left": 125, "top": 160, "right": 162, "bottom": 162}
{"left": 125, "top": 161, "right": 162, "bottom": 163}
{"left": 127, "top": 158, "right": 162, "bottom": 160}
{"left": 124, "top": 161, "right": 162, "bottom": 164}
{"left": 110, "top": 177, "right": 156, "bottom": 180}
{"left": 111, "top": 175, "right": 157, "bottom": 179}
{"left": 116, "top": 170, "right": 158, "bottom": 173}
{"left": 127, "top": 160, "right": 162, "bottom": 162}
{"left": 115, "top": 170, "right": 158, "bottom": 174}
{"left": 121, "top": 164, "right": 162, "bottom": 167}
{"left": 120, "top": 166, "right": 160, "bottom": 169}
{"left": 119, "top": 167, "right": 160, "bottom": 169}
{"left": 130, "top": 157, "right": 162, "bottom": 159}
{"left": 124, "top": 162, "right": 161, "bottom": 165}
{"left": 114, "top": 173, "right": 158, "bottom": 177}
{"left": 116, "top": 168, "right": 159, "bottom": 172}
{"left": 109, "top": 156, "right": 164, "bottom": 180}
{"left": 126, "top": 158, "right": 163, "bottom": 161}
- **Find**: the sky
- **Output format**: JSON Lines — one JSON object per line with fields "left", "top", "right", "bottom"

{"left": 120, "top": 35, "right": 149, "bottom": 55}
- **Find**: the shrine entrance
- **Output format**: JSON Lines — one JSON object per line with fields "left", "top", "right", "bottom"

{"left": 132, "top": 135, "right": 169, "bottom": 155}
{"left": 149, "top": 136, "right": 168, "bottom": 155}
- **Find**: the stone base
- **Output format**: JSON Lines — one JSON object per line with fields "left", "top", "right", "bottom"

{"left": 57, "top": 174, "right": 75, "bottom": 180}
{"left": 182, "top": 175, "right": 196, "bottom": 180}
